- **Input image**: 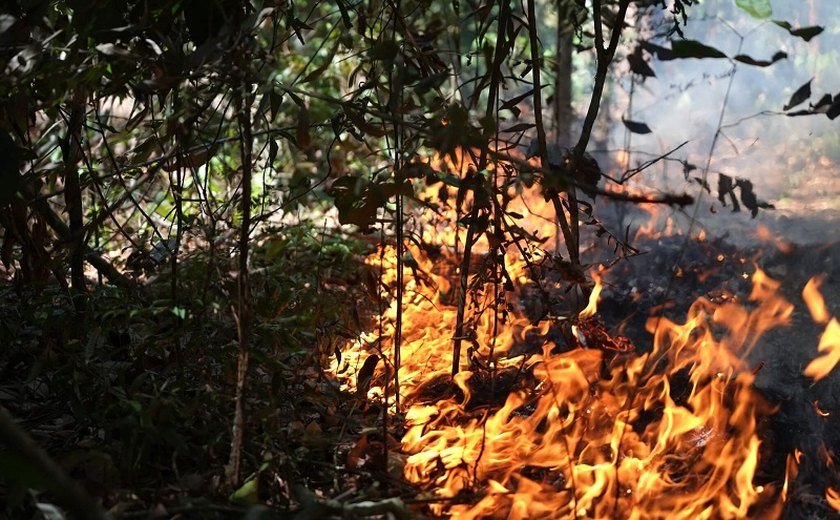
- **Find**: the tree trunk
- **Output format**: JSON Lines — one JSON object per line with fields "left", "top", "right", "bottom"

{"left": 553, "top": 12, "right": 574, "bottom": 147}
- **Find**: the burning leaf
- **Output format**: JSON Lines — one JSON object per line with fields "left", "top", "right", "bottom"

{"left": 783, "top": 79, "right": 812, "bottom": 111}
{"left": 621, "top": 118, "right": 652, "bottom": 134}
{"left": 803, "top": 318, "right": 840, "bottom": 381}
{"left": 578, "top": 274, "right": 601, "bottom": 318}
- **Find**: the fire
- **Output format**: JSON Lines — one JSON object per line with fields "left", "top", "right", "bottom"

{"left": 803, "top": 317, "right": 840, "bottom": 382}
{"left": 328, "top": 152, "right": 840, "bottom": 518}
{"left": 827, "top": 487, "right": 840, "bottom": 512}
{"left": 802, "top": 275, "right": 840, "bottom": 382}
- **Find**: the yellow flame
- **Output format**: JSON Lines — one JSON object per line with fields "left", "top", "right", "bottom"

{"left": 803, "top": 317, "right": 840, "bottom": 381}
{"left": 803, "top": 275, "right": 829, "bottom": 324}
{"left": 579, "top": 273, "right": 602, "bottom": 319}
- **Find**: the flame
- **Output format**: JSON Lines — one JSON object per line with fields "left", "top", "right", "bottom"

{"left": 803, "top": 276, "right": 829, "bottom": 324}
{"left": 327, "top": 151, "right": 827, "bottom": 518}
{"left": 802, "top": 276, "right": 840, "bottom": 381}
{"left": 780, "top": 450, "right": 799, "bottom": 505}
{"left": 803, "top": 317, "right": 840, "bottom": 382}
{"left": 828, "top": 487, "right": 840, "bottom": 512}
{"left": 578, "top": 272, "right": 602, "bottom": 319}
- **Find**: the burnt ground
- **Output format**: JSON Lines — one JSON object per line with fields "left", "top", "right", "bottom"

{"left": 590, "top": 200, "right": 840, "bottom": 519}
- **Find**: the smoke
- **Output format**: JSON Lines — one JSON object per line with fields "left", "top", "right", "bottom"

{"left": 596, "top": 0, "right": 840, "bottom": 245}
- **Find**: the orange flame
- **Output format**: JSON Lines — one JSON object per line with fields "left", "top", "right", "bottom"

{"left": 578, "top": 272, "right": 602, "bottom": 319}
{"left": 327, "top": 151, "right": 820, "bottom": 518}
{"left": 802, "top": 276, "right": 840, "bottom": 381}
{"left": 827, "top": 487, "right": 840, "bottom": 512}
{"left": 803, "top": 318, "right": 840, "bottom": 382}
{"left": 803, "top": 275, "right": 829, "bottom": 324}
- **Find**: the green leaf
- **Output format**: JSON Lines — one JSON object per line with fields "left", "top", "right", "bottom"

{"left": 772, "top": 21, "right": 824, "bottom": 42}
{"left": 671, "top": 40, "right": 727, "bottom": 60}
{"left": 229, "top": 478, "right": 259, "bottom": 505}
{"left": 735, "top": 0, "right": 772, "bottom": 19}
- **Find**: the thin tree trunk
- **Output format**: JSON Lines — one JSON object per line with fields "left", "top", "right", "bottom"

{"left": 229, "top": 89, "right": 254, "bottom": 487}
{"left": 63, "top": 92, "right": 86, "bottom": 296}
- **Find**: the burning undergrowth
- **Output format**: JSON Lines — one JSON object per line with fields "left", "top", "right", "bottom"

{"left": 327, "top": 156, "right": 840, "bottom": 518}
